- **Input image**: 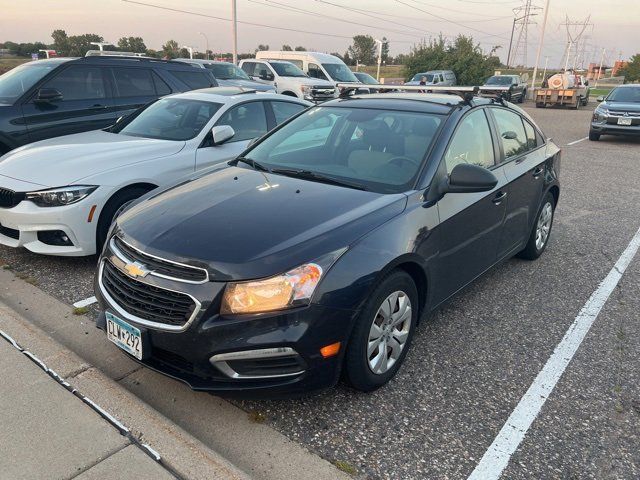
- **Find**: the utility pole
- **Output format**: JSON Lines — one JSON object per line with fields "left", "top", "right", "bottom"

{"left": 530, "top": 0, "right": 550, "bottom": 93}
{"left": 595, "top": 48, "right": 605, "bottom": 88}
{"left": 564, "top": 41, "right": 573, "bottom": 71}
{"left": 231, "top": 0, "right": 238, "bottom": 64}
{"left": 199, "top": 32, "right": 209, "bottom": 59}
{"left": 560, "top": 15, "right": 593, "bottom": 72}
{"left": 182, "top": 46, "right": 195, "bottom": 59}
{"left": 374, "top": 39, "right": 383, "bottom": 81}
{"left": 542, "top": 56, "right": 550, "bottom": 83}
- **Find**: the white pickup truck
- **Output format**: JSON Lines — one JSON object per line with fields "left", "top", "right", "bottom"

{"left": 239, "top": 59, "right": 336, "bottom": 103}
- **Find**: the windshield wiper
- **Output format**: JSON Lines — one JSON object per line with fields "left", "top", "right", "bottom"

{"left": 271, "top": 168, "right": 368, "bottom": 191}
{"left": 229, "top": 156, "right": 271, "bottom": 172}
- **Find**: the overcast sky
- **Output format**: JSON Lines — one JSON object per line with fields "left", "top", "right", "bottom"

{"left": 2, "top": 0, "right": 638, "bottom": 68}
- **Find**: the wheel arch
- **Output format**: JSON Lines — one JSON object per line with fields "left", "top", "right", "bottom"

{"left": 548, "top": 184, "right": 560, "bottom": 206}
{"left": 95, "top": 182, "right": 158, "bottom": 241}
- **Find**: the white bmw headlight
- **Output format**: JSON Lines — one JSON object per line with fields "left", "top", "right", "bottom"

{"left": 26, "top": 185, "right": 98, "bottom": 207}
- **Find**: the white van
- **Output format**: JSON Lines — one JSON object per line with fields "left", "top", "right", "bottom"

{"left": 255, "top": 51, "right": 361, "bottom": 87}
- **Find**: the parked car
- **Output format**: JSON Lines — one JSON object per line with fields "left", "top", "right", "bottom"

{"left": 480, "top": 75, "right": 527, "bottom": 103}
{"left": 175, "top": 59, "right": 275, "bottom": 92}
{"left": 94, "top": 91, "right": 560, "bottom": 395}
{"left": 0, "top": 89, "right": 310, "bottom": 255}
{"left": 589, "top": 85, "right": 640, "bottom": 141}
{"left": 255, "top": 51, "right": 360, "bottom": 87}
{"left": 239, "top": 59, "right": 336, "bottom": 102}
{"left": 404, "top": 70, "right": 456, "bottom": 86}
{"left": 0, "top": 55, "right": 218, "bottom": 155}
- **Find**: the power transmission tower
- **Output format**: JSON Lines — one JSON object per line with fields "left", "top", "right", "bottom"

{"left": 560, "top": 15, "right": 593, "bottom": 71}
{"left": 508, "top": 0, "right": 541, "bottom": 68}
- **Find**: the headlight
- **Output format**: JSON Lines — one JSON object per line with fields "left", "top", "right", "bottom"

{"left": 300, "top": 85, "right": 313, "bottom": 98}
{"left": 221, "top": 249, "right": 346, "bottom": 315}
{"left": 25, "top": 185, "right": 97, "bottom": 207}
{"left": 593, "top": 106, "right": 609, "bottom": 122}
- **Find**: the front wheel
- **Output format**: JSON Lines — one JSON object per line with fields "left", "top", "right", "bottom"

{"left": 518, "top": 192, "right": 555, "bottom": 260}
{"left": 343, "top": 270, "right": 418, "bottom": 392}
{"left": 589, "top": 131, "right": 600, "bottom": 141}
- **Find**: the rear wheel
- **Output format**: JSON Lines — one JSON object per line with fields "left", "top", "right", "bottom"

{"left": 96, "top": 186, "right": 152, "bottom": 254}
{"left": 344, "top": 270, "right": 418, "bottom": 392}
{"left": 519, "top": 89, "right": 526, "bottom": 103}
{"left": 589, "top": 131, "right": 600, "bottom": 141}
{"left": 518, "top": 192, "right": 555, "bottom": 260}
{"left": 536, "top": 102, "right": 545, "bottom": 108}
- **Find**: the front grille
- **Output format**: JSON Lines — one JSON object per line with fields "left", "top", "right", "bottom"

{"left": 153, "top": 347, "right": 195, "bottom": 373}
{"left": 311, "top": 88, "right": 336, "bottom": 100}
{"left": 0, "top": 188, "right": 24, "bottom": 209}
{"left": 113, "top": 236, "right": 208, "bottom": 283}
{"left": 0, "top": 222, "right": 19, "bottom": 240}
{"left": 102, "top": 260, "right": 197, "bottom": 327}
{"left": 608, "top": 110, "right": 640, "bottom": 117}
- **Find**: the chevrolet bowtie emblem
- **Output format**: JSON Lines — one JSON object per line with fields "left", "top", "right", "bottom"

{"left": 124, "top": 261, "right": 150, "bottom": 278}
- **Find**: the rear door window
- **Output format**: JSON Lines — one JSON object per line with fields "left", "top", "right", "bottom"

{"left": 271, "top": 101, "right": 306, "bottom": 125}
{"left": 112, "top": 68, "right": 155, "bottom": 97}
{"left": 491, "top": 108, "right": 529, "bottom": 160}
{"left": 169, "top": 70, "right": 215, "bottom": 90}
{"left": 151, "top": 71, "right": 172, "bottom": 96}
{"left": 41, "top": 66, "right": 107, "bottom": 101}
{"left": 522, "top": 118, "right": 538, "bottom": 149}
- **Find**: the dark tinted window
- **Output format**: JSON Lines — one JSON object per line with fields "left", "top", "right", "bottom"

{"left": 169, "top": 70, "right": 215, "bottom": 90}
{"left": 308, "top": 63, "right": 327, "bottom": 80}
{"left": 112, "top": 68, "right": 155, "bottom": 97}
{"left": 216, "top": 101, "right": 268, "bottom": 142}
{"left": 522, "top": 118, "right": 537, "bottom": 149}
{"left": 152, "top": 71, "right": 172, "bottom": 96}
{"left": 42, "top": 66, "right": 106, "bottom": 101}
{"left": 492, "top": 108, "right": 529, "bottom": 160}
{"left": 445, "top": 109, "right": 494, "bottom": 174}
{"left": 271, "top": 101, "right": 306, "bottom": 125}
{"left": 241, "top": 62, "right": 256, "bottom": 76}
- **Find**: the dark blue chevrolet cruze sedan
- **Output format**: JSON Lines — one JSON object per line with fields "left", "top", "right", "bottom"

{"left": 95, "top": 91, "right": 561, "bottom": 395}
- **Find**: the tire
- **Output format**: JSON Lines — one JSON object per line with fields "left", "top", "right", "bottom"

{"left": 518, "top": 192, "right": 555, "bottom": 260}
{"left": 589, "top": 131, "right": 600, "bottom": 141}
{"left": 536, "top": 102, "right": 545, "bottom": 108}
{"left": 581, "top": 96, "right": 589, "bottom": 106}
{"left": 343, "top": 270, "right": 418, "bottom": 392}
{"left": 96, "top": 186, "right": 151, "bottom": 254}
{"left": 574, "top": 99, "right": 581, "bottom": 110}
{"left": 519, "top": 89, "right": 526, "bottom": 103}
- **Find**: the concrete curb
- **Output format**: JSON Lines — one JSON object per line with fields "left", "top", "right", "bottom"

{"left": 0, "top": 301, "right": 249, "bottom": 480}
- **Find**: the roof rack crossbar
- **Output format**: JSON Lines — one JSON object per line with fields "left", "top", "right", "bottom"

{"left": 336, "top": 83, "right": 479, "bottom": 102}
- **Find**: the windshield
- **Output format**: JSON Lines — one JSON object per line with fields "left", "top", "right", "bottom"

{"left": 411, "top": 73, "right": 434, "bottom": 83}
{"left": 115, "top": 98, "right": 222, "bottom": 141}
{"left": 205, "top": 63, "right": 251, "bottom": 80}
{"left": 270, "top": 62, "right": 307, "bottom": 77}
{"left": 607, "top": 87, "right": 640, "bottom": 103}
{"left": 322, "top": 63, "right": 358, "bottom": 82}
{"left": 0, "top": 62, "right": 57, "bottom": 104}
{"left": 246, "top": 106, "right": 443, "bottom": 193}
{"left": 355, "top": 72, "right": 379, "bottom": 85}
{"left": 486, "top": 76, "right": 513, "bottom": 86}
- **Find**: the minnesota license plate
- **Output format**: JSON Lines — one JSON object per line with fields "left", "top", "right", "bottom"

{"left": 106, "top": 312, "right": 142, "bottom": 360}
{"left": 617, "top": 117, "right": 632, "bottom": 126}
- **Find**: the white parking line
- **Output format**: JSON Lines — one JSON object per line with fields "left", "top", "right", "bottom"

{"left": 72, "top": 296, "right": 97, "bottom": 308}
{"left": 468, "top": 225, "right": 640, "bottom": 480}
{"left": 567, "top": 136, "right": 588, "bottom": 146}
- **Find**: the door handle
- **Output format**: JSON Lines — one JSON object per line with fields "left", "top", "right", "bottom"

{"left": 532, "top": 166, "right": 544, "bottom": 178}
{"left": 89, "top": 104, "right": 107, "bottom": 110}
{"left": 492, "top": 191, "right": 508, "bottom": 205}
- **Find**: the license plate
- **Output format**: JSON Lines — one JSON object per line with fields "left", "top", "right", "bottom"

{"left": 617, "top": 117, "right": 632, "bottom": 126}
{"left": 106, "top": 312, "right": 142, "bottom": 360}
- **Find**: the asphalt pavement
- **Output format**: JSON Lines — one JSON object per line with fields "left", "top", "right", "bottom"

{"left": 0, "top": 103, "right": 639, "bottom": 479}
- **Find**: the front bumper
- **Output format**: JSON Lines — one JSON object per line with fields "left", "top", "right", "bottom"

{"left": 0, "top": 196, "right": 105, "bottom": 256}
{"left": 94, "top": 240, "right": 357, "bottom": 396}
{"left": 590, "top": 120, "right": 640, "bottom": 137}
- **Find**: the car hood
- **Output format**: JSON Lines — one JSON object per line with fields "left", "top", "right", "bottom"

{"left": 116, "top": 166, "right": 407, "bottom": 281}
{"left": 295, "top": 78, "right": 335, "bottom": 88}
{"left": 217, "top": 78, "right": 274, "bottom": 91}
{"left": 603, "top": 101, "right": 640, "bottom": 112}
{"left": 0, "top": 130, "right": 185, "bottom": 188}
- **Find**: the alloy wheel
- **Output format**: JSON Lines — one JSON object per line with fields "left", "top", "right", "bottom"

{"left": 367, "top": 291, "right": 412, "bottom": 375}
{"left": 535, "top": 202, "right": 553, "bottom": 250}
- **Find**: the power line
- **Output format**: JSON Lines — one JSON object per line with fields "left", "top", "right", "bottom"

{"left": 394, "top": 0, "right": 511, "bottom": 40}
{"left": 405, "top": 0, "right": 513, "bottom": 21}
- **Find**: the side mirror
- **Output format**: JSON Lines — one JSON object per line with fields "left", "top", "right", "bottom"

{"left": 596, "top": 95, "right": 604, "bottom": 102}
{"left": 501, "top": 130, "right": 518, "bottom": 140}
{"left": 211, "top": 125, "right": 235, "bottom": 146}
{"left": 35, "top": 87, "right": 63, "bottom": 103}
{"left": 443, "top": 163, "right": 498, "bottom": 194}
{"left": 259, "top": 72, "right": 274, "bottom": 81}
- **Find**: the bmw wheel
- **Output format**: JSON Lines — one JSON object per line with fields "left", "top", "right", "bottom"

{"left": 344, "top": 270, "right": 418, "bottom": 391}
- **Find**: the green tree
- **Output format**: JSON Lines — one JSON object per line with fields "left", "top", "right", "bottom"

{"left": 162, "top": 39, "right": 179, "bottom": 59}
{"left": 381, "top": 37, "right": 389, "bottom": 63}
{"left": 294, "top": 46, "right": 306, "bottom": 51}
{"left": 117, "top": 36, "right": 146, "bottom": 53}
{"left": 619, "top": 54, "right": 640, "bottom": 83}
{"left": 256, "top": 44, "right": 269, "bottom": 52}
{"left": 282, "top": 44, "right": 292, "bottom": 51}
{"left": 348, "top": 35, "right": 376, "bottom": 65}
{"left": 404, "top": 35, "right": 497, "bottom": 85}
{"left": 66, "top": 34, "right": 104, "bottom": 56}
{"left": 51, "top": 29, "right": 70, "bottom": 55}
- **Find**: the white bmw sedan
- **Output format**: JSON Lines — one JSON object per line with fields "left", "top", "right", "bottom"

{"left": 0, "top": 88, "right": 310, "bottom": 256}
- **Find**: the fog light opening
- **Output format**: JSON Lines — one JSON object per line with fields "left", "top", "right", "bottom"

{"left": 37, "top": 230, "right": 74, "bottom": 247}
{"left": 320, "top": 342, "right": 341, "bottom": 358}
